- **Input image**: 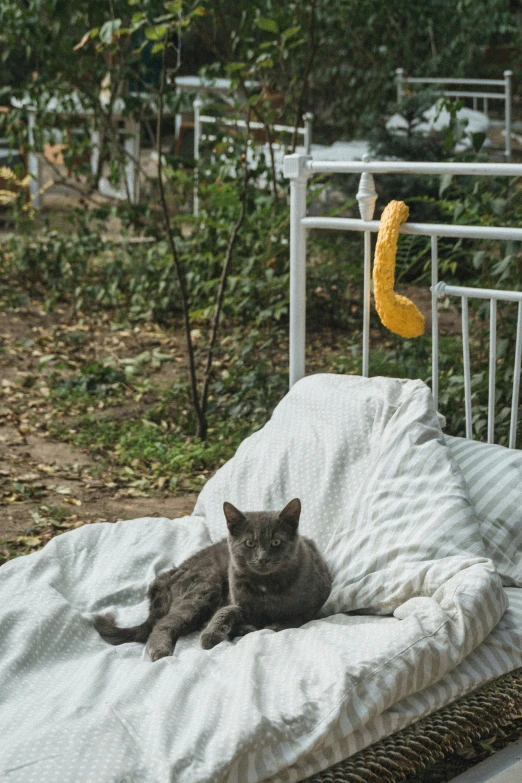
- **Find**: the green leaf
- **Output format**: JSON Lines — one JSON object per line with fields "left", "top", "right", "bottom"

{"left": 145, "top": 25, "right": 168, "bottom": 41}
{"left": 257, "top": 55, "right": 274, "bottom": 68}
{"left": 256, "top": 17, "right": 279, "bottom": 33}
{"left": 164, "top": 0, "right": 182, "bottom": 11}
{"left": 151, "top": 42, "right": 164, "bottom": 54}
{"left": 439, "top": 173, "right": 453, "bottom": 197}
{"left": 492, "top": 255, "right": 513, "bottom": 278}
{"left": 472, "top": 250, "right": 486, "bottom": 269}
{"left": 282, "top": 25, "right": 300, "bottom": 39}
{"left": 131, "top": 12, "right": 146, "bottom": 24}
{"left": 471, "top": 131, "right": 486, "bottom": 152}
{"left": 99, "top": 19, "right": 121, "bottom": 44}
{"left": 225, "top": 61, "right": 246, "bottom": 73}
{"left": 128, "top": 0, "right": 142, "bottom": 5}
{"left": 490, "top": 198, "right": 507, "bottom": 217}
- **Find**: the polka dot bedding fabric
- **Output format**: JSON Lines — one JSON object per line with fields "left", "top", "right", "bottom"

{"left": 0, "top": 374, "right": 519, "bottom": 783}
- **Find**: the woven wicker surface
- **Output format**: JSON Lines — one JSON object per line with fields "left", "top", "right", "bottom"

{"left": 304, "top": 667, "right": 522, "bottom": 782}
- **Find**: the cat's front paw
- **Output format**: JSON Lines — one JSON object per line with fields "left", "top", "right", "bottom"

{"left": 200, "top": 627, "right": 227, "bottom": 650}
{"left": 149, "top": 647, "right": 172, "bottom": 663}
{"left": 147, "top": 638, "right": 174, "bottom": 662}
{"left": 147, "top": 629, "right": 175, "bottom": 661}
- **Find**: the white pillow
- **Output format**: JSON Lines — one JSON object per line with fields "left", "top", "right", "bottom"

{"left": 445, "top": 435, "right": 522, "bottom": 587}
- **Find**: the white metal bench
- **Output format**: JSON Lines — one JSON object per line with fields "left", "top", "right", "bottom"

{"left": 395, "top": 69, "right": 513, "bottom": 160}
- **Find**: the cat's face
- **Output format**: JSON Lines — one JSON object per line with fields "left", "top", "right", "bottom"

{"left": 223, "top": 499, "right": 301, "bottom": 575}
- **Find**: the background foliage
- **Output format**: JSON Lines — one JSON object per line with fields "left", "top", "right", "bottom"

{"left": 1, "top": 0, "right": 522, "bottom": 447}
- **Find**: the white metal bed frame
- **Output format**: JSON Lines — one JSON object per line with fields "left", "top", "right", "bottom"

{"left": 395, "top": 69, "right": 513, "bottom": 161}
{"left": 193, "top": 96, "right": 312, "bottom": 216}
{"left": 284, "top": 153, "right": 522, "bottom": 448}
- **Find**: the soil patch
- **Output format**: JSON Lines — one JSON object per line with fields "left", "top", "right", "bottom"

{"left": 0, "top": 303, "right": 198, "bottom": 544}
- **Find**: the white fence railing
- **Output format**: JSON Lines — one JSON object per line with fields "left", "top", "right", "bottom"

{"left": 284, "top": 153, "right": 522, "bottom": 447}
{"left": 193, "top": 97, "right": 312, "bottom": 215}
{"left": 395, "top": 69, "right": 513, "bottom": 161}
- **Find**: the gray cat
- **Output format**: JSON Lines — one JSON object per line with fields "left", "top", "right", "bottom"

{"left": 94, "top": 498, "right": 332, "bottom": 661}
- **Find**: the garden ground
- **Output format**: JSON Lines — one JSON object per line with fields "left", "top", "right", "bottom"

{"left": 0, "top": 297, "right": 362, "bottom": 556}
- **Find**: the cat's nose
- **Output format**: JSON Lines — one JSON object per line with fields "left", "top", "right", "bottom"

{"left": 258, "top": 555, "right": 270, "bottom": 565}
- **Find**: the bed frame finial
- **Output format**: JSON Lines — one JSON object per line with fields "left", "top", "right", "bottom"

{"left": 356, "top": 159, "right": 377, "bottom": 221}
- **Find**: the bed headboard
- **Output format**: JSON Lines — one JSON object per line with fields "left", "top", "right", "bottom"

{"left": 284, "top": 154, "right": 522, "bottom": 448}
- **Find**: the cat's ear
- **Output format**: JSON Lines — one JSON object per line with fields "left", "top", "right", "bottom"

{"left": 223, "top": 502, "right": 247, "bottom": 535}
{"left": 279, "top": 498, "right": 301, "bottom": 531}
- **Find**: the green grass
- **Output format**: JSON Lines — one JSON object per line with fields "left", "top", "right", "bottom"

{"left": 49, "top": 406, "right": 248, "bottom": 491}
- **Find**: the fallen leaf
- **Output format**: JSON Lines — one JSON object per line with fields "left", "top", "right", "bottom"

{"left": 50, "top": 520, "right": 78, "bottom": 529}
{"left": 15, "top": 536, "right": 42, "bottom": 547}
{"left": 64, "top": 497, "right": 82, "bottom": 506}
{"left": 37, "top": 464, "right": 58, "bottom": 474}
{"left": 73, "top": 30, "right": 92, "bottom": 51}
{"left": 54, "top": 486, "right": 72, "bottom": 495}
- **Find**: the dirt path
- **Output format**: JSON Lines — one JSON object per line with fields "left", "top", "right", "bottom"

{"left": 0, "top": 303, "right": 199, "bottom": 560}
{"left": 1, "top": 420, "right": 196, "bottom": 538}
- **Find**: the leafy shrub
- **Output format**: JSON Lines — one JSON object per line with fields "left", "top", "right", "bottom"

{"left": 52, "top": 362, "right": 126, "bottom": 397}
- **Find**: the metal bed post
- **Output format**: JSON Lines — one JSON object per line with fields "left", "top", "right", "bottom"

{"left": 193, "top": 97, "right": 202, "bottom": 216}
{"left": 488, "top": 298, "right": 497, "bottom": 443}
{"left": 435, "top": 281, "right": 522, "bottom": 446}
{"left": 284, "top": 153, "right": 311, "bottom": 388}
{"left": 510, "top": 302, "right": 522, "bottom": 448}
{"left": 356, "top": 157, "right": 378, "bottom": 377}
{"left": 431, "top": 237, "right": 439, "bottom": 411}
{"left": 461, "top": 296, "right": 473, "bottom": 439}
{"left": 504, "top": 70, "right": 512, "bottom": 162}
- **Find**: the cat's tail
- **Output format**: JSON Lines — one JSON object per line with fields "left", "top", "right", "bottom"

{"left": 93, "top": 613, "right": 153, "bottom": 645}
{"left": 93, "top": 568, "right": 179, "bottom": 646}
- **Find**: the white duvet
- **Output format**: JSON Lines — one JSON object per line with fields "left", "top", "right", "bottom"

{"left": 0, "top": 375, "right": 514, "bottom": 783}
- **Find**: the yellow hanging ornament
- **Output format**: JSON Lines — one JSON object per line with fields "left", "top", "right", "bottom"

{"left": 373, "top": 200, "right": 425, "bottom": 338}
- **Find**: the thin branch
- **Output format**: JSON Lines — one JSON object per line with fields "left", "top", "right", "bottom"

{"left": 156, "top": 30, "right": 206, "bottom": 437}
{"left": 199, "top": 132, "right": 250, "bottom": 416}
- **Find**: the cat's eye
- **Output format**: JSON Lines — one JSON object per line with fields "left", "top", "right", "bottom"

{"left": 271, "top": 538, "right": 282, "bottom": 547}
{"left": 245, "top": 539, "right": 255, "bottom": 548}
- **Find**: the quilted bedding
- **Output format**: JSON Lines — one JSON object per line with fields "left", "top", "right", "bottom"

{"left": 0, "top": 374, "right": 517, "bottom": 783}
